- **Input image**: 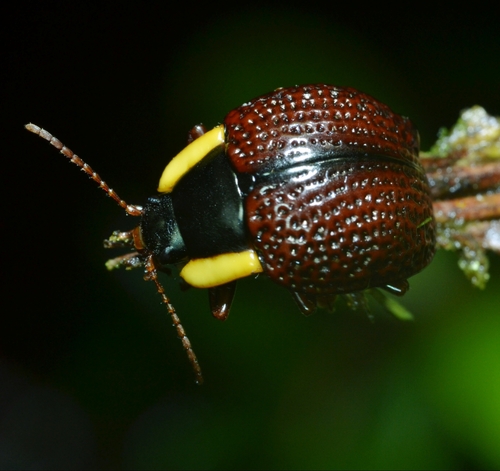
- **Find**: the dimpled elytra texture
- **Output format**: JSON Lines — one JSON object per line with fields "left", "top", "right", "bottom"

{"left": 224, "top": 84, "right": 420, "bottom": 174}
{"left": 245, "top": 160, "right": 435, "bottom": 295}
{"left": 224, "top": 84, "right": 435, "bottom": 298}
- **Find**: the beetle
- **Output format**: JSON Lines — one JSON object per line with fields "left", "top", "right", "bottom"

{"left": 26, "top": 84, "right": 436, "bottom": 383}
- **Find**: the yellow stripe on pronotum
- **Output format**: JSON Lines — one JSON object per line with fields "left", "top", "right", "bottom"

{"left": 157, "top": 125, "right": 225, "bottom": 193}
{"left": 180, "top": 249, "right": 263, "bottom": 289}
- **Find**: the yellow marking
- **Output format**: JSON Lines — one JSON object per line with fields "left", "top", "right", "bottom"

{"left": 180, "top": 249, "right": 264, "bottom": 288}
{"left": 157, "top": 124, "right": 225, "bottom": 193}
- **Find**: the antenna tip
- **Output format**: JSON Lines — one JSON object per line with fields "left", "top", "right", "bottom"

{"left": 25, "top": 123, "right": 41, "bottom": 134}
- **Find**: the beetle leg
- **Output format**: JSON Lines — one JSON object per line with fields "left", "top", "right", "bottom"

{"left": 208, "top": 281, "right": 237, "bottom": 321}
{"left": 105, "top": 252, "right": 142, "bottom": 271}
{"left": 381, "top": 280, "right": 409, "bottom": 296}
{"left": 291, "top": 292, "right": 317, "bottom": 316}
{"left": 104, "top": 228, "right": 145, "bottom": 271}
{"left": 103, "top": 229, "right": 136, "bottom": 249}
{"left": 187, "top": 124, "right": 207, "bottom": 143}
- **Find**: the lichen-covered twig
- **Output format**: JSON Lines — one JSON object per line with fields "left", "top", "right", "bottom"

{"left": 421, "top": 106, "right": 500, "bottom": 288}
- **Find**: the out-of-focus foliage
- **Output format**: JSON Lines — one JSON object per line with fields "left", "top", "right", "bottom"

{"left": 429, "top": 107, "right": 500, "bottom": 161}
{"left": 423, "top": 107, "right": 500, "bottom": 290}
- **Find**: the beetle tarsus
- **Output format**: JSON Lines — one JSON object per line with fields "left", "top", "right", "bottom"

{"left": 105, "top": 252, "right": 142, "bottom": 271}
{"left": 104, "top": 230, "right": 136, "bottom": 249}
{"left": 291, "top": 292, "right": 317, "bottom": 316}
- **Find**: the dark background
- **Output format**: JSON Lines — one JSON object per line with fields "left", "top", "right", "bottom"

{"left": 2, "top": 2, "right": 499, "bottom": 469}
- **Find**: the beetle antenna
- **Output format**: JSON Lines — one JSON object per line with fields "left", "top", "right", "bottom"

{"left": 25, "top": 123, "right": 142, "bottom": 217}
{"left": 144, "top": 254, "right": 204, "bottom": 385}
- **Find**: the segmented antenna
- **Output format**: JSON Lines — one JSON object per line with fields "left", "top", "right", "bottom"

{"left": 27, "top": 123, "right": 203, "bottom": 383}
{"left": 144, "top": 255, "right": 204, "bottom": 384}
{"left": 25, "top": 123, "right": 142, "bottom": 216}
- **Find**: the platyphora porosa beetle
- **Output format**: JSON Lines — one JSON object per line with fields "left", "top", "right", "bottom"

{"left": 27, "top": 84, "right": 436, "bottom": 383}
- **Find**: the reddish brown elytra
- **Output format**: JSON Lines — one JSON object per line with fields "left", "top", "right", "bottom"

{"left": 26, "top": 84, "right": 437, "bottom": 383}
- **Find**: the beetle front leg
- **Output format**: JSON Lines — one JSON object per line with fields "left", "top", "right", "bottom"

{"left": 104, "top": 228, "right": 144, "bottom": 270}
{"left": 105, "top": 252, "right": 143, "bottom": 271}
{"left": 103, "top": 229, "right": 136, "bottom": 249}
